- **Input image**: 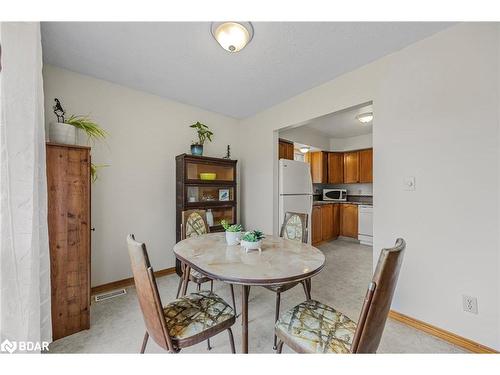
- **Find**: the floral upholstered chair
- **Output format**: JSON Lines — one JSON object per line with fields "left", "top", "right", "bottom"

{"left": 175, "top": 210, "right": 237, "bottom": 350}
{"left": 126, "top": 234, "right": 236, "bottom": 353}
{"left": 265, "top": 212, "right": 311, "bottom": 350}
{"left": 275, "top": 238, "right": 406, "bottom": 354}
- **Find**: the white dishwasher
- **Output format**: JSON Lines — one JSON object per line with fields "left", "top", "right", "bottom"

{"left": 358, "top": 205, "right": 373, "bottom": 246}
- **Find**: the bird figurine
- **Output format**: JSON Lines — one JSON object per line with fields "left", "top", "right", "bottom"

{"left": 53, "top": 98, "right": 65, "bottom": 123}
{"left": 223, "top": 145, "right": 231, "bottom": 159}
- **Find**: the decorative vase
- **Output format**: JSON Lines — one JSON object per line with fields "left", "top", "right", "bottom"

{"left": 49, "top": 121, "right": 77, "bottom": 145}
{"left": 206, "top": 209, "right": 214, "bottom": 227}
{"left": 191, "top": 144, "right": 203, "bottom": 156}
{"left": 240, "top": 239, "right": 263, "bottom": 253}
{"left": 225, "top": 231, "right": 241, "bottom": 246}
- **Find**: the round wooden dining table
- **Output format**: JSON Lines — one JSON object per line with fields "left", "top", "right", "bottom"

{"left": 173, "top": 232, "right": 326, "bottom": 353}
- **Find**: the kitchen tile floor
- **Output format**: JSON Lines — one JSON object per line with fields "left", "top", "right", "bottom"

{"left": 49, "top": 239, "right": 466, "bottom": 353}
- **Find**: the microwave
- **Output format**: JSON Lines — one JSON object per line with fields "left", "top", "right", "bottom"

{"left": 323, "top": 189, "right": 347, "bottom": 201}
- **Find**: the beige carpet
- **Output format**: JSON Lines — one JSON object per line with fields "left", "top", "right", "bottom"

{"left": 49, "top": 239, "right": 465, "bottom": 353}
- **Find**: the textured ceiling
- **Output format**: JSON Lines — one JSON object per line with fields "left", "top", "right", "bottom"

{"left": 41, "top": 22, "right": 453, "bottom": 118}
{"left": 306, "top": 103, "right": 373, "bottom": 138}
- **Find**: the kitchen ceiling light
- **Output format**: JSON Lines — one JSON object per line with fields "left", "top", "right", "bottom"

{"left": 211, "top": 22, "right": 254, "bottom": 53}
{"left": 299, "top": 146, "right": 310, "bottom": 153}
{"left": 356, "top": 112, "right": 373, "bottom": 124}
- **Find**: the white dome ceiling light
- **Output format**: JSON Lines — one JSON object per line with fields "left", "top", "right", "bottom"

{"left": 299, "top": 145, "right": 311, "bottom": 153}
{"left": 211, "top": 22, "right": 254, "bottom": 53}
{"left": 356, "top": 112, "right": 373, "bottom": 124}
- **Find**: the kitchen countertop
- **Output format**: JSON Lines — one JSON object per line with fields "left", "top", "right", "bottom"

{"left": 313, "top": 201, "right": 372, "bottom": 206}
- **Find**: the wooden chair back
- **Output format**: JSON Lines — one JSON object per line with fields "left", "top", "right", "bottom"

{"left": 351, "top": 238, "right": 406, "bottom": 353}
{"left": 181, "top": 209, "right": 210, "bottom": 240}
{"left": 280, "top": 212, "right": 309, "bottom": 244}
{"left": 126, "top": 234, "right": 173, "bottom": 351}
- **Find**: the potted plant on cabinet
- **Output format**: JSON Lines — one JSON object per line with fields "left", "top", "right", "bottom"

{"left": 190, "top": 121, "right": 213, "bottom": 156}
{"left": 49, "top": 98, "right": 107, "bottom": 146}
{"left": 49, "top": 98, "right": 108, "bottom": 182}
{"left": 240, "top": 230, "right": 265, "bottom": 253}
{"left": 221, "top": 220, "right": 243, "bottom": 245}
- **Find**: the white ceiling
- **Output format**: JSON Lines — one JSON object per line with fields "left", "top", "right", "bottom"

{"left": 41, "top": 22, "right": 452, "bottom": 119}
{"left": 305, "top": 103, "right": 373, "bottom": 138}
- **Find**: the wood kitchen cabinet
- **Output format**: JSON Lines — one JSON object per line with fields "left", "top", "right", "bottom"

{"left": 311, "top": 205, "right": 322, "bottom": 245}
{"left": 343, "top": 151, "right": 359, "bottom": 183}
{"left": 278, "top": 138, "right": 294, "bottom": 160}
{"left": 359, "top": 148, "right": 373, "bottom": 183}
{"left": 311, "top": 203, "right": 341, "bottom": 246}
{"left": 340, "top": 204, "right": 358, "bottom": 238}
{"left": 327, "top": 152, "right": 344, "bottom": 184}
{"left": 309, "top": 151, "right": 328, "bottom": 183}
{"left": 320, "top": 204, "right": 334, "bottom": 240}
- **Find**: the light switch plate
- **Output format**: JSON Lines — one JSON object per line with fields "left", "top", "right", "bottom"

{"left": 404, "top": 176, "right": 416, "bottom": 191}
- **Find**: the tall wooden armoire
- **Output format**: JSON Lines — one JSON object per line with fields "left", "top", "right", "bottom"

{"left": 46, "top": 143, "right": 91, "bottom": 340}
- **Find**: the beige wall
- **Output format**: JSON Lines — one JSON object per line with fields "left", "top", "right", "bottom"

{"left": 237, "top": 23, "right": 500, "bottom": 350}
{"left": 43, "top": 65, "right": 240, "bottom": 287}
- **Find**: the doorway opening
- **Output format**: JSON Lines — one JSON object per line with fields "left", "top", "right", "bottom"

{"left": 276, "top": 101, "right": 373, "bottom": 259}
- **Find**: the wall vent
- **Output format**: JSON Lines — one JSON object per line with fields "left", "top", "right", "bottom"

{"left": 94, "top": 289, "right": 127, "bottom": 302}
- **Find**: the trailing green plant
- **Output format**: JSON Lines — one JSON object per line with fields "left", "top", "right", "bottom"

{"left": 65, "top": 115, "right": 108, "bottom": 143}
{"left": 90, "top": 163, "right": 109, "bottom": 183}
{"left": 242, "top": 230, "right": 265, "bottom": 242}
{"left": 221, "top": 220, "right": 242, "bottom": 232}
{"left": 65, "top": 114, "right": 109, "bottom": 182}
{"left": 190, "top": 121, "right": 214, "bottom": 146}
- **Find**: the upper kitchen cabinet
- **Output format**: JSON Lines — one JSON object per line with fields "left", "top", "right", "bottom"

{"left": 278, "top": 138, "right": 294, "bottom": 160}
{"left": 359, "top": 148, "right": 373, "bottom": 183}
{"left": 327, "top": 152, "right": 344, "bottom": 184}
{"left": 308, "top": 151, "right": 328, "bottom": 183}
{"left": 343, "top": 151, "right": 359, "bottom": 183}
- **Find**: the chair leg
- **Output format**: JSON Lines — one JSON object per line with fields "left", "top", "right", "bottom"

{"left": 276, "top": 340, "right": 284, "bottom": 354}
{"left": 230, "top": 284, "right": 237, "bottom": 315}
{"left": 273, "top": 292, "right": 281, "bottom": 350}
{"left": 227, "top": 328, "right": 236, "bottom": 354}
{"left": 207, "top": 338, "right": 212, "bottom": 351}
{"left": 210, "top": 280, "right": 214, "bottom": 292}
{"left": 302, "top": 279, "right": 312, "bottom": 300}
{"left": 140, "top": 331, "right": 149, "bottom": 353}
{"left": 176, "top": 275, "right": 183, "bottom": 298}
{"left": 197, "top": 282, "right": 201, "bottom": 291}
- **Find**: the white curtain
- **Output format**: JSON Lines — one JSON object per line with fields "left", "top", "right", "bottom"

{"left": 0, "top": 22, "right": 52, "bottom": 351}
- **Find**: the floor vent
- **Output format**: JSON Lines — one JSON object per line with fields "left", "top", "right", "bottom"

{"left": 94, "top": 289, "right": 127, "bottom": 302}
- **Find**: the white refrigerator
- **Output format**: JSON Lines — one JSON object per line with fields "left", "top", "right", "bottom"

{"left": 279, "top": 159, "right": 313, "bottom": 243}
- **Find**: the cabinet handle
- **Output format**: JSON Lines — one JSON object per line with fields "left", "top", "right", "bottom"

{"left": 91, "top": 227, "right": 96, "bottom": 232}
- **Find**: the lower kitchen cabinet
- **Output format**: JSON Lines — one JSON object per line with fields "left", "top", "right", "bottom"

{"left": 321, "top": 204, "right": 334, "bottom": 240}
{"left": 312, "top": 206, "right": 322, "bottom": 245}
{"left": 312, "top": 203, "right": 341, "bottom": 246}
{"left": 340, "top": 204, "right": 358, "bottom": 238}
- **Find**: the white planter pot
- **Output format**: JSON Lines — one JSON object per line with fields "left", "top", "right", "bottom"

{"left": 225, "top": 231, "right": 241, "bottom": 246}
{"left": 241, "top": 239, "right": 263, "bottom": 253}
{"left": 49, "top": 121, "right": 77, "bottom": 145}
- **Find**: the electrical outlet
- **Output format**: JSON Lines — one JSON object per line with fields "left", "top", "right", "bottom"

{"left": 462, "top": 295, "right": 478, "bottom": 314}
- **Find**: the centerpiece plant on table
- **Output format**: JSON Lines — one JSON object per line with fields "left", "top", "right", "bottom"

{"left": 240, "top": 230, "right": 265, "bottom": 253}
{"left": 221, "top": 220, "right": 243, "bottom": 246}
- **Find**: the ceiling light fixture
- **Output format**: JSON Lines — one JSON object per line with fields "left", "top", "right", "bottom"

{"left": 299, "top": 146, "right": 310, "bottom": 153}
{"left": 211, "top": 22, "right": 254, "bottom": 53}
{"left": 356, "top": 112, "right": 373, "bottom": 124}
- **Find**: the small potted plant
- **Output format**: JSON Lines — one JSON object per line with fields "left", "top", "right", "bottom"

{"left": 221, "top": 220, "right": 243, "bottom": 246}
{"left": 190, "top": 121, "right": 214, "bottom": 156}
{"left": 240, "top": 230, "right": 265, "bottom": 253}
{"left": 49, "top": 98, "right": 108, "bottom": 182}
{"left": 49, "top": 98, "right": 107, "bottom": 146}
